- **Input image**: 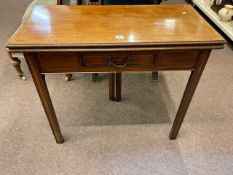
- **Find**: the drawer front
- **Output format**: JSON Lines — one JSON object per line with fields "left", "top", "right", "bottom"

{"left": 82, "top": 53, "right": 156, "bottom": 68}
{"left": 35, "top": 50, "right": 200, "bottom": 73}
{"left": 158, "top": 51, "right": 200, "bottom": 70}
{"left": 37, "top": 53, "right": 79, "bottom": 72}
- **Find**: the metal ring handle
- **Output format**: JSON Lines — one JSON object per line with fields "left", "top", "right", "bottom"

{"left": 108, "top": 56, "right": 132, "bottom": 68}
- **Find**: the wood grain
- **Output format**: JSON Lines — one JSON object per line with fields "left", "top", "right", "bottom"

{"left": 6, "top": 5, "right": 224, "bottom": 49}
{"left": 169, "top": 50, "right": 211, "bottom": 139}
{"left": 57, "top": 0, "right": 62, "bottom": 5}
{"left": 109, "top": 73, "right": 115, "bottom": 101}
{"left": 25, "top": 53, "right": 64, "bottom": 143}
{"left": 115, "top": 73, "right": 122, "bottom": 102}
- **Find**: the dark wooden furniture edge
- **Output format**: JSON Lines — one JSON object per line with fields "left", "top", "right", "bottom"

{"left": 6, "top": 41, "right": 225, "bottom": 49}
{"left": 6, "top": 44, "right": 225, "bottom": 53}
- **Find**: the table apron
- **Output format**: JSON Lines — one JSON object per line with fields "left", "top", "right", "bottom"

{"left": 31, "top": 50, "right": 201, "bottom": 73}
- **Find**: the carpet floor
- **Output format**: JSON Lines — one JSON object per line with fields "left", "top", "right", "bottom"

{"left": 0, "top": 0, "right": 233, "bottom": 174}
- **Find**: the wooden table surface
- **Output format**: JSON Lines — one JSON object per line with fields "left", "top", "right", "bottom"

{"left": 7, "top": 5, "right": 224, "bottom": 48}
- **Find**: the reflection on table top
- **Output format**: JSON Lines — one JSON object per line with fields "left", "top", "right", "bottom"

{"left": 7, "top": 4, "right": 224, "bottom": 48}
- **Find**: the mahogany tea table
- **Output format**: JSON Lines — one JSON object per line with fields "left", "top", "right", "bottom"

{"left": 6, "top": 5, "right": 225, "bottom": 143}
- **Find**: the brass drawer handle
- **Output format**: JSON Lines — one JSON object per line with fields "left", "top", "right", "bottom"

{"left": 108, "top": 56, "right": 132, "bottom": 68}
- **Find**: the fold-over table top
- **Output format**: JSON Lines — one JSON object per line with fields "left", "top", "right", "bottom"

{"left": 6, "top": 5, "right": 225, "bottom": 49}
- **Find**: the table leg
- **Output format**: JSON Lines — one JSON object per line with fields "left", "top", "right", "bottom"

{"left": 77, "top": 0, "right": 82, "bottom": 5}
{"left": 169, "top": 50, "right": 211, "bottom": 140}
{"left": 25, "top": 53, "right": 64, "bottom": 144}
{"left": 57, "top": 0, "right": 62, "bottom": 5}
{"left": 109, "top": 73, "right": 122, "bottom": 102}
{"left": 65, "top": 74, "right": 73, "bottom": 81}
{"left": 109, "top": 73, "right": 115, "bottom": 101}
{"left": 152, "top": 71, "right": 159, "bottom": 81}
{"left": 115, "top": 73, "right": 122, "bottom": 102}
{"left": 92, "top": 73, "right": 100, "bottom": 82}
{"left": 8, "top": 53, "right": 26, "bottom": 80}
